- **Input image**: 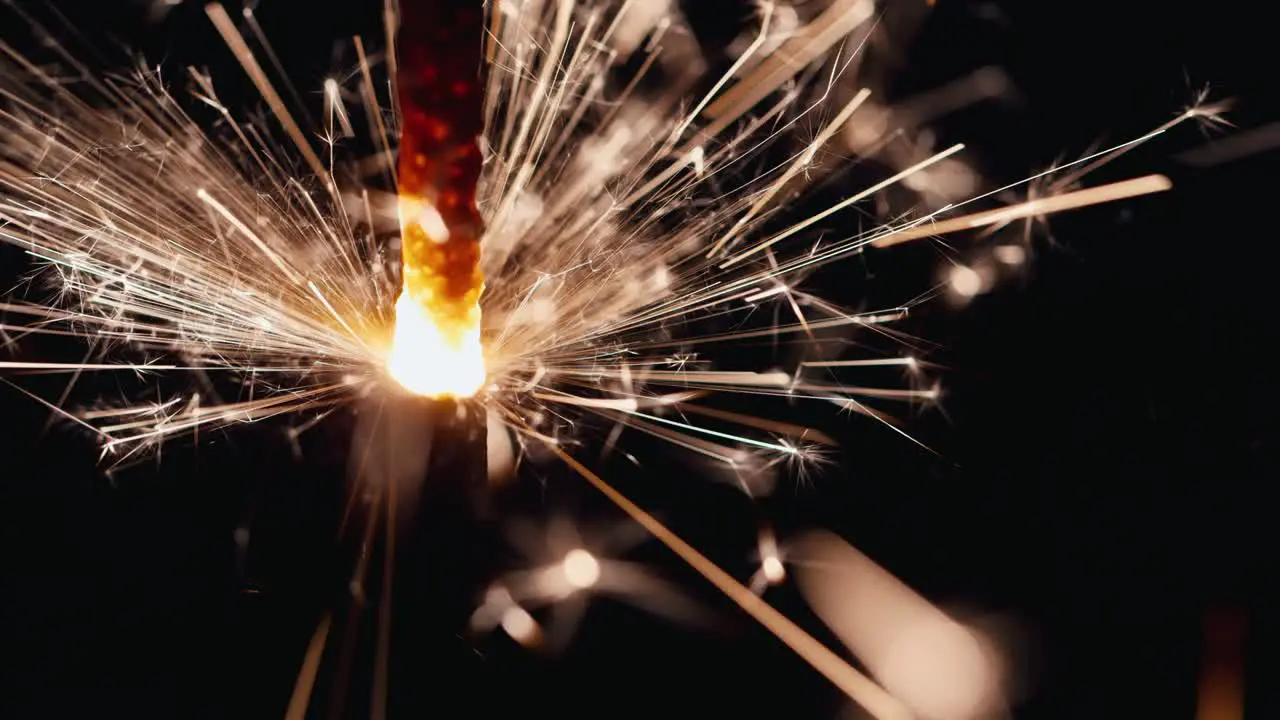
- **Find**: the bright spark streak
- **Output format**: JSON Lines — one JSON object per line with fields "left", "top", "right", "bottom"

{"left": 621, "top": 408, "right": 796, "bottom": 455}
{"left": 803, "top": 357, "right": 918, "bottom": 369}
{"left": 872, "top": 174, "right": 1173, "bottom": 249}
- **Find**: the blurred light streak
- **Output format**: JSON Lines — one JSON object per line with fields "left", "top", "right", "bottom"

{"left": 793, "top": 531, "right": 1008, "bottom": 720}
{"left": 542, "top": 439, "right": 912, "bottom": 720}
{"left": 872, "top": 174, "right": 1173, "bottom": 249}
{"left": 1196, "top": 607, "right": 1246, "bottom": 720}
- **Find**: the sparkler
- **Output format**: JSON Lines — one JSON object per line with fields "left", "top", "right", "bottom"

{"left": 0, "top": 0, "right": 1220, "bottom": 716}
{"left": 336, "top": 6, "right": 495, "bottom": 716}
{"left": 387, "top": 0, "right": 487, "bottom": 398}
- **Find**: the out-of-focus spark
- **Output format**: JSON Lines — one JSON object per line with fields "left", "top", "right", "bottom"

{"left": 500, "top": 605, "right": 541, "bottom": 646}
{"left": 284, "top": 613, "right": 332, "bottom": 720}
{"left": 759, "top": 528, "right": 785, "bottom": 584}
{"left": 479, "top": 515, "right": 707, "bottom": 647}
{"left": 793, "top": 531, "right": 1008, "bottom": 720}
{"left": 762, "top": 554, "right": 785, "bottom": 583}
{"left": 993, "top": 245, "right": 1026, "bottom": 265}
{"left": 872, "top": 174, "right": 1173, "bottom": 249}
{"left": 1179, "top": 120, "right": 1280, "bottom": 167}
{"left": 948, "top": 265, "right": 983, "bottom": 298}
{"left": 699, "top": 0, "right": 875, "bottom": 141}
{"left": 559, "top": 547, "right": 601, "bottom": 590}
{"left": 542, "top": 441, "right": 911, "bottom": 719}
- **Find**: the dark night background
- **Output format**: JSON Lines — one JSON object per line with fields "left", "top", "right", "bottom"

{"left": 2, "top": 1, "right": 1274, "bottom": 718}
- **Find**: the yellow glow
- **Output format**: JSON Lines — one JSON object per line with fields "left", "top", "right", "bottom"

{"left": 386, "top": 291, "right": 486, "bottom": 398}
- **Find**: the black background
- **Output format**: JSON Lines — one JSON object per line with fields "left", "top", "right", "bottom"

{"left": 2, "top": 1, "right": 1275, "bottom": 718}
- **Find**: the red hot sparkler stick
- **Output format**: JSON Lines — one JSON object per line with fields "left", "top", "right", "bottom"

{"left": 394, "top": 0, "right": 486, "bottom": 345}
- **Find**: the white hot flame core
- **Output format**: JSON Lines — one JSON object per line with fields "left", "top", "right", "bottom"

{"left": 385, "top": 291, "right": 486, "bottom": 398}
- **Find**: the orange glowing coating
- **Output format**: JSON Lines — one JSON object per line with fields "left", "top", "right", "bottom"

{"left": 387, "top": 0, "right": 487, "bottom": 397}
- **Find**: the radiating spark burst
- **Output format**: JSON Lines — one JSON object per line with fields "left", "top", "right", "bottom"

{"left": 0, "top": 0, "right": 1215, "bottom": 713}
{"left": 0, "top": 0, "right": 1203, "bottom": 459}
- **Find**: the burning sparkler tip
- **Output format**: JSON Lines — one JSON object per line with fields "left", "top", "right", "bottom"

{"left": 385, "top": 290, "right": 486, "bottom": 399}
